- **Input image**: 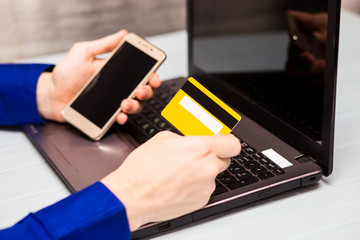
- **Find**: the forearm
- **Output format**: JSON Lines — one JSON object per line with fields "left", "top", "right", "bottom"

{"left": 0, "top": 182, "right": 131, "bottom": 240}
{"left": 0, "top": 64, "right": 51, "bottom": 125}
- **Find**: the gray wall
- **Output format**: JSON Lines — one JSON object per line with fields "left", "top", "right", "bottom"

{"left": 0, "top": 0, "right": 186, "bottom": 62}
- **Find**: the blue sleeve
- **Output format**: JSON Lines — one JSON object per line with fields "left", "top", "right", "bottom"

{"left": 0, "top": 63, "right": 52, "bottom": 125}
{"left": 0, "top": 182, "right": 131, "bottom": 240}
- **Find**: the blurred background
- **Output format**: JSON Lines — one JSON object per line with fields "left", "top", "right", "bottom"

{"left": 0, "top": 0, "right": 185, "bottom": 61}
{"left": 0, "top": 0, "right": 358, "bottom": 62}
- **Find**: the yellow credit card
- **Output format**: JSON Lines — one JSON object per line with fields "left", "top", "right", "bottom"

{"left": 161, "top": 77, "right": 241, "bottom": 136}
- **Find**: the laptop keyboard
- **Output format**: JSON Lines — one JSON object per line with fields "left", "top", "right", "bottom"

{"left": 125, "top": 84, "right": 181, "bottom": 143}
{"left": 213, "top": 139, "right": 285, "bottom": 196}
{"left": 124, "top": 84, "right": 285, "bottom": 196}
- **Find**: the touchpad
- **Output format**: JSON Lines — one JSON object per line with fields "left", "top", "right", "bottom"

{"left": 48, "top": 128, "right": 134, "bottom": 166}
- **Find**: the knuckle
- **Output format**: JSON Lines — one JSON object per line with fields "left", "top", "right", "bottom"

{"left": 71, "top": 42, "right": 83, "bottom": 49}
{"left": 205, "top": 162, "right": 220, "bottom": 179}
{"left": 195, "top": 138, "right": 212, "bottom": 155}
{"left": 236, "top": 139, "right": 241, "bottom": 154}
{"left": 230, "top": 135, "right": 241, "bottom": 155}
{"left": 71, "top": 41, "right": 89, "bottom": 52}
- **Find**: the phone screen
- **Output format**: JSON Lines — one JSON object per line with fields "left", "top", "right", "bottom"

{"left": 71, "top": 42, "right": 157, "bottom": 128}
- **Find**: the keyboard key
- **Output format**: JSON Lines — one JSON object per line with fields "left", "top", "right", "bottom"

{"left": 237, "top": 156, "right": 253, "bottom": 164}
{"left": 165, "top": 126, "right": 177, "bottom": 132}
{"left": 250, "top": 166, "right": 267, "bottom": 174}
{"left": 236, "top": 171, "right": 252, "bottom": 179}
{"left": 259, "top": 157, "right": 270, "bottom": 165}
{"left": 125, "top": 122, "right": 150, "bottom": 143}
{"left": 152, "top": 117, "right": 161, "bottom": 124}
{"left": 244, "top": 161, "right": 260, "bottom": 169}
{"left": 239, "top": 150, "right": 247, "bottom": 157}
{"left": 220, "top": 175, "right": 237, "bottom": 184}
{"left": 266, "top": 163, "right": 276, "bottom": 170}
{"left": 146, "top": 128, "right": 158, "bottom": 136}
{"left": 142, "top": 108, "right": 153, "bottom": 115}
{"left": 158, "top": 93, "right": 169, "bottom": 101}
{"left": 153, "top": 103, "right": 163, "bottom": 110}
{"left": 133, "top": 117, "right": 147, "bottom": 126}
{"left": 226, "top": 177, "right": 259, "bottom": 190}
{"left": 257, "top": 171, "right": 274, "bottom": 180}
{"left": 229, "top": 160, "right": 240, "bottom": 168}
{"left": 145, "top": 112, "right": 157, "bottom": 120}
{"left": 215, "top": 180, "right": 221, "bottom": 186}
{"left": 243, "top": 156, "right": 254, "bottom": 161}
{"left": 245, "top": 147, "right": 256, "bottom": 154}
{"left": 229, "top": 166, "right": 245, "bottom": 174}
{"left": 231, "top": 155, "right": 242, "bottom": 161}
{"left": 157, "top": 122, "right": 168, "bottom": 129}
{"left": 141, "top": 123, "right": 151, "bottom": 130}
{"left": 252, "top": 153, "right": 264, "bottom": 159}
{"left": 212, "top": 185, "right": 228, "bottom": 196}
{"left": 274, "top": 168, "right": 285, "bottom": 175}
{"left": 148, "top": 99, "right": 157, "bottom": 106}
{"left": 217, "top": 170, "right": 230, "bottom": 179}
{"left": 241, "top": 142, "right": 249, "bottom": 148}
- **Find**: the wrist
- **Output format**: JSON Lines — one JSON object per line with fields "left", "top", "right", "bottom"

{"left": 101, "top": 175, "right": 148, "bottom": 231}
{"left": 36, "top": 72, "right": 64, "bottom": 122}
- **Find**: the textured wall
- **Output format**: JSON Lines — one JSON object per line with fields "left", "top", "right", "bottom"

{"left": 0, "top": 0, "right": 186, "bottom": 61}
{"left": 1, "top": 0, "right": 358, "bottom": 62}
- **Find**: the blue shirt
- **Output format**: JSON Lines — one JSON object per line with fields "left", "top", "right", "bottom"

{"left": 0, "top": 64, "right": 131, "bottom": 239}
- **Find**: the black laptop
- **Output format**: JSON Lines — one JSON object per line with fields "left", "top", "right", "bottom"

{"left": 23, "top": 0, "right": 341, "bottom": 238}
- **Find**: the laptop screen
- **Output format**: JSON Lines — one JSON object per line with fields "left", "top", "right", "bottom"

{"left": 188, "top": 0, "right": 340, "bottom": 175}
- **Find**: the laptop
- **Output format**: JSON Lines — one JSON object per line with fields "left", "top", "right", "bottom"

{"left": 23, "top": 0, "right": 341, "bottom": 238}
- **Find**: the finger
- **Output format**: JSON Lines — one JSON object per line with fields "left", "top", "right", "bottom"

{"left": 121, "top": 99, "right": 143, "bottom": 114}
{"left": 287, "top": 10, "right": 317, "bottom": 30}
{"left": 136, "top": 73, "right": 161, "bottom": 100}
{"left": 148, "top": 73, "right": 161, "bottom": 89}
{"left": 92, "top": 58, "right": 106, "bottom": 72}
{"left": 116, "top": 112, "right": 128, "bottom": 125}
{"left": 89, "top": 29, "right": 128, "bottom": 56}
{"left": 313, "top": 30, "right": 327, "bottom": 43}
{"left": 202, "top": 134, "right": 241, "bottom": 158}
{"left": 311, "top": 59, "right": 326, "bottom": 74}
{"left": 298, "top": 52, "right": 316, "bottom": 67}
{"left": 136, "top": 85, "right": 154, "bottom": 100}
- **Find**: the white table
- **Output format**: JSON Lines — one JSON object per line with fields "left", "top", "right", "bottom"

{"left": 1, "top": 9, "right": 360, "bottom": 240}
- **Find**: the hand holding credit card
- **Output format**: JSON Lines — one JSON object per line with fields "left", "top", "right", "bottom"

{"left": 161, "top": 77, "right": 241, "bottom": 136}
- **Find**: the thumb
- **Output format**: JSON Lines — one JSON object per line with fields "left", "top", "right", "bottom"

{"left": 88, "top": 29, "right": 128, "bottom": 56}
{"left": 198, "top": 134, "right": 241, "bottom": 159}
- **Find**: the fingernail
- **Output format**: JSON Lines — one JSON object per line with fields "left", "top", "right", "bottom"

{"left": 124, "top": 100, "right": 132, "bottom": 111}
{"left": 139, "top": 88, "right": 148, "bottom": 99}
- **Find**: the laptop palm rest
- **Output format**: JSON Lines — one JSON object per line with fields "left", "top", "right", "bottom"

{"left": 43, "top": 125, "right": 136, "bottom": 191}
{"left": 49, "top": 130, "right": 130, "bottom": 166}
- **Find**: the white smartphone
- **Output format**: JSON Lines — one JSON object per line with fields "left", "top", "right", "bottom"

{"left": 62, "top": 33, "right": 166, "bottom": 140}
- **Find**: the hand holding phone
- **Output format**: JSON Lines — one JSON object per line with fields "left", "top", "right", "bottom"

{"left": 62, "top": 33, "right": 166, "bottom": 140}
